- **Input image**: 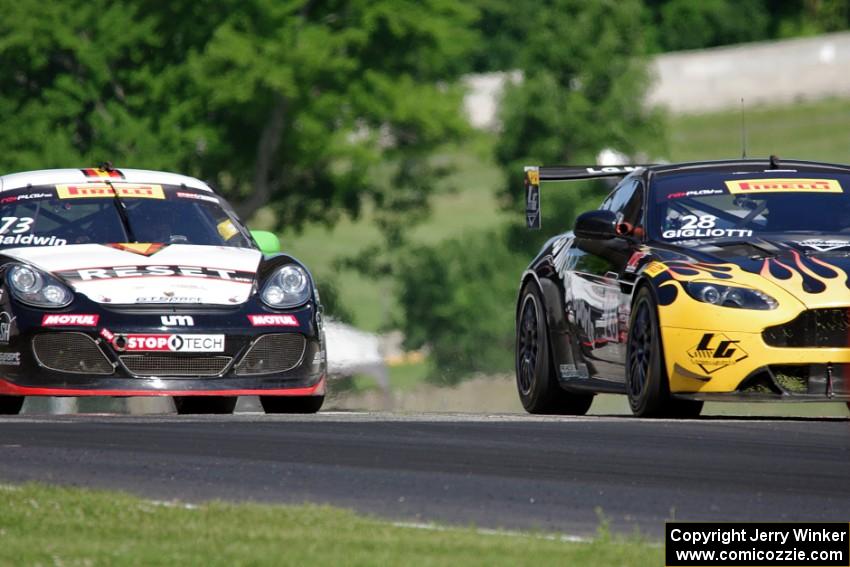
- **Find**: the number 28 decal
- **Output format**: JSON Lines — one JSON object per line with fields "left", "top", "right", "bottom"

{"left": 679, "top": 215, "right": 716, "bottom": 230}
{"left": 0, "top": 217, "right": 34, "bottom": 234}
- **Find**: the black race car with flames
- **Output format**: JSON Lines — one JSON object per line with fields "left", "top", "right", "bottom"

{"left": 516, "top": 158, "right": 850, "bottom": 417}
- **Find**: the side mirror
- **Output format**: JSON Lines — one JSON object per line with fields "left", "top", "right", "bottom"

{"left": 574, "top": 210, "right": 619, "bottom": 240}
{"left": 250, "top": 230, "right": 281, "bottom": 254}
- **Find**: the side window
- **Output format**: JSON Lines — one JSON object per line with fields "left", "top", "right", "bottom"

{"left": 599, "top": 177, "right": 644, "bottom": 236}
{"left": 600, "top": 178, "right": 638, "bottom": 216}
{"left": 620, "top": 182, "right": 644, "bottom": 227}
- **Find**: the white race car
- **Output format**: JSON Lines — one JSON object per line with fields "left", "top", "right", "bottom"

{"left": 0, "top": 166, "right": 326, "bottom": 415}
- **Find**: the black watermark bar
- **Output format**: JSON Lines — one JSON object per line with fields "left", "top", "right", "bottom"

{"left": 666, "top": 522, "right": 849, "bottom": 567}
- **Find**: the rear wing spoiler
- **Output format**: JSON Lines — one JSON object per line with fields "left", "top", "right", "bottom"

{"left": 524, "top": 165, "right": 651, "bottom": 229}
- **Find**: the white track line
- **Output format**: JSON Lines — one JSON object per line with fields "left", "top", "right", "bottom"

{"left": 392, "top": 521, "right": 591, "bottom": 543}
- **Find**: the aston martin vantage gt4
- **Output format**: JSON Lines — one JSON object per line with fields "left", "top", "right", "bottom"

{"left": 517, "top": 158, "right": 850, "bottom": 417}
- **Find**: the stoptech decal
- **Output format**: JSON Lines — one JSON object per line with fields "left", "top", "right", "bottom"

{"left": 725, "top": 178, "right": 842, "bottom": 194}
{"left": 57, "top": 265, "right": 254, "bottom": 283}
{"left": 55, "top": 183, "right": 165, "bottom": 199}
{"left": 42, "top": 314, "right": 99, "bottom": 326}
{"left": 114, "top": 334, "right": 224, "bottom": 353}
{"left": 247, "top": 314, "right": 298, "bottom": 327}
{"left": 687, "top": 333, "right": 748, "bottom": 375}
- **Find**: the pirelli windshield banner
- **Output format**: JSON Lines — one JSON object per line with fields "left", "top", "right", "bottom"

{"left": 666, "top": 522, "right": 849, "bottom": 567}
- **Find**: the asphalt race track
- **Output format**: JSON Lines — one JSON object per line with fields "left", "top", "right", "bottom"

{"left": 0, "top": 412, "right": 848, "bottom": 537}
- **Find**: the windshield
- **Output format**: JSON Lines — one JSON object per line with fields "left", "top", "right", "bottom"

{"left": 0, "top": 183, "right": 253, "bottom": 249}
{"left": 650, "top": 172, "right": 850, "bottom": 242}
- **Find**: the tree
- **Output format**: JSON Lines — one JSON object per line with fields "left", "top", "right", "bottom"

{"left": 0, "top": 0, "right": 477, "bottom": 227}
{"left": 397, "top": 0, "right": 665, "bottom": 381}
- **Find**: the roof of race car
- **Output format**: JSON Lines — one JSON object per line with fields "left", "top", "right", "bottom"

{"left": 0, "top": 168, "right": 214, "bottom": 193}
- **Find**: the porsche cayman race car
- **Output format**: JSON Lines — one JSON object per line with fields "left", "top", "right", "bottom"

{"left": 516, "top": 158, "right": 850, "bottom": 417}
{"left": 0, "top": 167, "right": 326, "bottom": 415}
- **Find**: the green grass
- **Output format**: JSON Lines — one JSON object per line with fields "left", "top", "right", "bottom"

{"left": 667, "top": 97, "right": 850, "bottom": 164}
{"left": 0, "top": 483, "right": 660, "bottom": 566}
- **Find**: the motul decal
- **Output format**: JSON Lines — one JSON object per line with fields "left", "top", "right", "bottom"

{"left": 42, "top": 314, "right": 99, "bottom": 326}
{"left": 247, "top": 314, "right": 298, "bottom": 327}
{"left": 687, "top": 333, "right": 748, "bottom": 375}
{"left": 113, "top": 334, "right": 224, "bottom": 353}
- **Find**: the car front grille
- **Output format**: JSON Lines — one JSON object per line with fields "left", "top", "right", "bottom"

{"left": 763, "top": 308, "right": 850, "bottom": 347}
{"left": 120, "top": 355, "right": 233, "bottom": 377}
{"left": 32, "top": 332, "right": 114, "bottom": 375}
{"left": 234, "top": 334, "right": 306, "bottom": 376}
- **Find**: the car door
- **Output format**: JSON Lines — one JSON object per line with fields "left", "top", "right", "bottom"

{"left": 567, "top": 177, "right": 644, "bottom": 382}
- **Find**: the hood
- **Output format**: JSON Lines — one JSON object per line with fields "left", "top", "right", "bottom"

{"left": 653, "top": 235, "right": 850, "bottom": 309}
{"left": 3, "top": 243, "right": 262, "bottom": 305}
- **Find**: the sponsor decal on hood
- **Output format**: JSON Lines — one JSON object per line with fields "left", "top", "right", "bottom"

{"left": 794, "top": 239, "right": 850, "bottom": 253}
{"left": 2, "top": 244, "right": 262, "bottom": 306}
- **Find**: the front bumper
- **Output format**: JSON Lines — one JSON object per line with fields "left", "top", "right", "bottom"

{"left": 0, "top": 299, "right": 326, "bottom": 397}
{"left": 664, "top": 326, "right": 850, "bottom": 400}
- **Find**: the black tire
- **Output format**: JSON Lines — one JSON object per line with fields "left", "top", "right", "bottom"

{"left": 626, "top": 287, "right": 703, "bottom": 418}
{"left": 515, "top": 282, "right": 593, "bottom": 415}
{"left": 0, "top": 395, "right": 23, "bottom": 415}
{"left": 173, "top": 396, "right": 237, "bottom": 415}
{"left": 260, "top": 395, "right": 324, "bottom": 414}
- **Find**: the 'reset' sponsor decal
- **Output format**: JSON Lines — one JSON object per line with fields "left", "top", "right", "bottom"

{"left": 56, "top": 183, "right": 165, "bottom": 200}
{"left": 247, "top": 314, "right": 298, "bottom": 327}
{"left": 57, "top": 265, "right": 254, "bottom": 283}
{"left": 687, "top": 333, "right": 748, "bottom": 375}
{"left": 724, "top": 178, "right": 842, "bottom": 194}
{"left": 106, "top": 243, "right": 168, "bottom": 256}
{"left": 41, "top": 314, "right": 99, "bottom": 326}
{"left": 113, "top": 333, "right": 225, "bottom": 353}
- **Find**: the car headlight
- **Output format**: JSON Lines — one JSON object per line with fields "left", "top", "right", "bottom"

{"left": 260, "top": 264, "right": 311, "bottom": 308}
{"left": 7, "top": 264, "right": 73, "bottom": 308}
{"left": 685, "top": 282, "right": 778, "bottom": 310}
